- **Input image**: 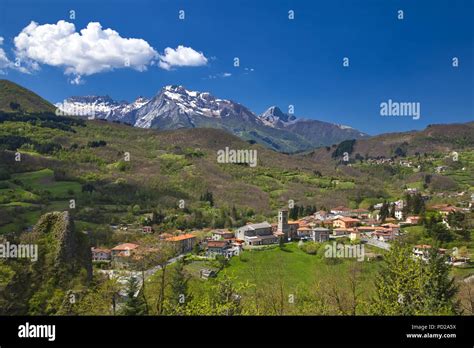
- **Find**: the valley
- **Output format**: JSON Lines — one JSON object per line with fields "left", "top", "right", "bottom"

{"left": 0, "top": 79, "right": 473, "bottom": 316}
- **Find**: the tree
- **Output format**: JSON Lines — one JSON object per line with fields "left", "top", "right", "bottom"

{"left": 120, "top": 276, "right": 146, "bottom": 316}
{"left": 215, "top": 254, "right": 229, "bottom": 270}
{"left": 81, "top": 182, "right": 95, "bottom": 194}
{"left": 167, "top": 258, "right": 190, "bottom": 314}
{"left": 427, "top": 223, "right": 453, "bottom": 243}
{"left": 421, "top": 246, "right": 459, "bottom": 314}
{"left": 371, "top": 243, "right": 425, "bottom": 315}
{"left": 371, "top": 242, "right": 459, "bottom": 315}
{"left": 379, "top": 201, "right": 390, "bottom": 222}
{"left": 211, "top": 275, "right": 244, "bottom": 316}
{"left": 389, "top": 203, "right": 396, "bottom": 219}
{"left": 154, "top": 241, "right": 178, "bottom": 315}
{"left": 347, "top": 262, "right": 363, "bottom": 315}
{"left": 458, "top": 280, "right": 474, "bottom": 315}
{"left": 289, "top": 205, "right": 299, "bottom": 220}
{"left": 75, "top": 277, "right": 120, "bottom": 315}
{"left": 447, "top": 211, "right": 467, "bottom": 230}
{"left": 200, "top": 190, "right": 214, "bottom": 207}
{"left": 9, "top": 102, "right": 20, "bottom": 111}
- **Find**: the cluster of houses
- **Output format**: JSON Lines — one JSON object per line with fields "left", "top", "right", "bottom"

{"left": 233, "top": 207, "right": 404, "bottom": 246}
{"left": 91, "top": 199, "right": 471, "bottom": 269}
{"left": 91, "top": 232, "right": 199, "bottom": 268}
{"left": 412, "top": 244, "right": 470, "bottom": 266}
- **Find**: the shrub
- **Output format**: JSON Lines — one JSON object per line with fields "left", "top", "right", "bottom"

{"left": 87, "top": 140, "right": 107, "bottom": 148}
{"left": 299, "top": 241, "right": 320, "bottom": 255}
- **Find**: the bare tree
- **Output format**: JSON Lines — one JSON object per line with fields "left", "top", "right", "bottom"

{"left": 347, "top": 261, "right": 362, "bottom": 315}
{"left": 458, "top": 279, "right": 474, "bottom": 315}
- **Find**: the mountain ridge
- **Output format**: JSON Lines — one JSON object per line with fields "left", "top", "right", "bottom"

{"left": 56, "top": 84, "right": 369, "bottom": 152}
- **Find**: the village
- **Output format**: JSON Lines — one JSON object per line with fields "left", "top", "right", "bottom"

{"left": 90, "top": 194, "right": 473, "bottom": 302}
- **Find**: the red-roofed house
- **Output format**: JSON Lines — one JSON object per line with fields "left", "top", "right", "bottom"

{"left": 165, "top": 233, "right": 197, "bottom": 253}
{"left": 333, "top": 217, "right": 360, "bottom": 229}
{"left": 91, "top": 247, "right": 111, "bottom": 261}
{"left": 406, "top": 216, "right": 421, "bottom": 225}
{"left": 111, "top": 243, "right": 139, "bottom": 257}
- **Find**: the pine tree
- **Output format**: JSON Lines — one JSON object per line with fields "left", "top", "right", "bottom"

{"left": 379, "top": 201, "right": 390, "bottom": 222}
{"left": 421, "top": 246, "right": 459, "bottom": 314}
{"left": 289, "top": 205, "right": 299, "bottom": 220}
{"left": 167, "top": 259, "right": 190, "bottom": 314}
{"left": 389, "top": 203, "right": 396, "bottom": 219}
{"left": 120, "top": 276, "right": 146, "bottom": 316}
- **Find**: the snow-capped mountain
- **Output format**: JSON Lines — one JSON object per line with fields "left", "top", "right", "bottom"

{"left": 259, "top": 106, "right": 297, "bottom": 127}
{"left": 57, "top": 86, "right": 368, "bottom": 152}
{"left": 133, "top": 85, "right": 263, "bottom": 129}
{"left": 56, "top": 95, "right": 149, "bottom": 124}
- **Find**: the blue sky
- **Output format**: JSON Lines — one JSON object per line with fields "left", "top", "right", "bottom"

{"left": 0, "top": 0, "right": 472, "bottom": 135}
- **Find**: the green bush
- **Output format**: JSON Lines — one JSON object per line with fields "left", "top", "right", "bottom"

{"left": 298, "top": 241, "right": 320, "bottom": 255}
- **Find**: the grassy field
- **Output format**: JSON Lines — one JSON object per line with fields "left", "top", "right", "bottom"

{"left": 144, "top": 242, "right": 384, "bottom": 314}
{"left": 11, "top": 169, "right": 81, "bottom": 198}
{"left": 220, "top": 243, "right": 380, "bottom": 292}
{"left": 0, "top": 168, "right": 82, "bottom": 234}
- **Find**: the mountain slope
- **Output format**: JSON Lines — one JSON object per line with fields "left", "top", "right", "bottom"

{"left": 0, "top": 79, "right": 56, "bottom": 113}
{"left": 259, "top": 106, "right": 369, "bottom": 148}
{"left": 307, "top": 122, "right": 474, "bottom": 163}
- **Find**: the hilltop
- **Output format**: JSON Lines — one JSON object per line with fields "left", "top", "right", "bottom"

{"left": 0, "top": 211, "right": 91, "bottom": 314}
{"left": 307, "top": 122, "right": 474, "bottom": 162}
{"left": 0, "top": 80, "right": 56, "bottom": 113}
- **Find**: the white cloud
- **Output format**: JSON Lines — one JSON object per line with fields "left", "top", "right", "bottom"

{"left": 206, "top": 72, "right": 232, "bottom": 79}
{"left": 13, "top": 20, "right": 158, "bottom": 82}
{"left": 7, "top": 20, "right": 208, "bottom": 83}
{"left": 158, "top": 45, "right": 208, "bottom": 70}
{"left": 0, "top": 37, "right": 13, "bottom": 73}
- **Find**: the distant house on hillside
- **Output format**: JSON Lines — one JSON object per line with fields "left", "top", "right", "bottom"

{"left": 373, "top": 229, "right": 396, "bottom": 242}
{"left": 296, "top": 226, "right": 312, "bottom": 239}
{"left": 206, "top": 240, "right": 231, "bottom": 256}
{"left": 91, "top": 247, "right": 111, "bottom": 261}
{"left": 330, "top": 206, "right": 352, "bottom": 217}
{"left": 413, "top": 245, "right": 447, "bottom": 261}
{"left": 111, "top": 243, "right": 139, "bottom": 258}
{"left": 405, "top": 216, "right": 421, "bottom": 225}
{"left": 333, "top": 217, "right": 360, "bottom": 229}
{"left": 211, "top": 230, "right": 234, "bottom": 240}
{"left": 165, "top": 233, "right": 197, "bottom": 253}
{"left": 349, "top": 209, "right": 370, "bottom": 219}
{"left": 349, "top": 230, "right": 361, "bottom": 242}
{"left": 333, "top": 228, "right": 350, "bottom": 236}
{"left": 311, "top": 227, "right": 330, "bottom": 242}
{"left": 111, "top": 243, "right": 139, "bottom": 268}
{"left": 395, "top": 210, "right": 403, "bottom": 221}
{"left": 429, "top": 204, "right": 460, "bottom": 217}
{"left": 236, "top": 221, "right": 279, "bottom": 246}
